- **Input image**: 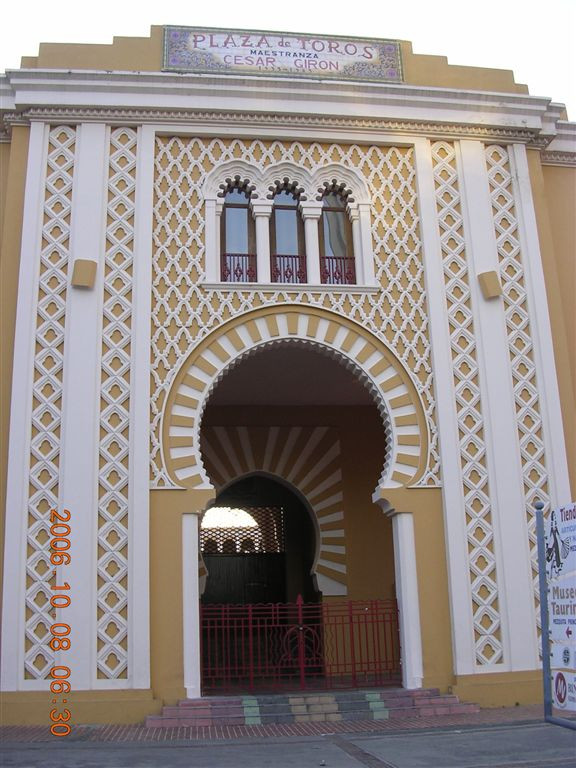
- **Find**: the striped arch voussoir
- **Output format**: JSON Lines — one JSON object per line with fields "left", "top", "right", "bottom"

{"left": 163, "top": 306, "right": 428, "bottom": 493}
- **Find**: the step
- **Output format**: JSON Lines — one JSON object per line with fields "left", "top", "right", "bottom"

{"left": 145, "top": 687, "right": 480, "bottom": 728}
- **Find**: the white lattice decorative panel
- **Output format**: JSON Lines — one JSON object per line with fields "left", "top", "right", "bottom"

{"left": 25, "top": 126, "right": 76, "bottom": 679}
{"left": 484, "top": 144, "right": 550, "bottom": 642}
{"left": 431, "top": 141, "right": 503, "bottom": 666}
{"left": 151, "top": 138, "right": 440, "bottom": 488}
{"left": 96, "top": 128, "right": 136, "bottom": 679}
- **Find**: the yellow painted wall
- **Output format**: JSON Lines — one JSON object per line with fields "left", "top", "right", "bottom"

{"left": 529, "top": 153, "right": 576, "bottom": 497}
{"left": 20, "top": 27, "right": 528, "bottom": 98}
{"left": 0, "top": 143, "right": 11, "bottom": 244}
{"left": 412, "top": 490, "right": 454, "bottom": 689}
{"left": 400, "top": 41, "right": 527, "bottom": 95}
{"left": 0, "top": 126, "right": 29, "bottom": 627}
{"left": 149, "top": 488, "right": 214, "bottom": 705}
{"left": 20, "top": 28, "right": 164, "bottom": 71}
{"left": 542, "top": 162, "right": 576, "bottom": 497}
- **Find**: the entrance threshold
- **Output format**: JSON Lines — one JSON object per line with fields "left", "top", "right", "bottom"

{"left": 146, "top": 687, "right": 480, "bottom": 728}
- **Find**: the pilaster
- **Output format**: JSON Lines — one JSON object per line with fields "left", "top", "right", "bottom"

{"left": 412, "top": 138, "right": 476, "bottom": 675}
{"left": 128, "top": 124, "right": 155, "bottom": 688}
{"left": 1, "top": 121, "right": 48, "bottom": 690}
{"left": 59, "top": 123, "right": 108, "bottom": 689}
{"left": 459, "top": 139, "right": 538, "bottom": 670}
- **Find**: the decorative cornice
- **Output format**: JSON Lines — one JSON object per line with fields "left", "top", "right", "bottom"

{"left": 540, "top": 150, "right": 576, "bottom": 167}
{"left": 1, "top": 68, "right": 567, "bottom": 147}
{"left": 1, "top": 106, "right": 547, "bottom": 145}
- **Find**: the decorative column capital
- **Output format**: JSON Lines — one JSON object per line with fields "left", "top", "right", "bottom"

{"left": 250, "top": 199, "right": 273, "bottom": 218}
{"left": 299, "top": 200, "right": 323, "bottom": 220}
{"left": 347, "top": 201, "right": 360, "bottom": 221}
{"left": 206, "top": 197, "right": 224, "bottom": 217}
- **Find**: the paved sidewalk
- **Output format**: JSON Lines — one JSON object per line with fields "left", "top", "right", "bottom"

{"left": 0, "top": 703, "right": 549, "bottom": 742}
{"left": 2, "top": 705, "right": 576, "bottom": 768}
{"left": 1, "top": 717, "right": 575, "bottom": 768}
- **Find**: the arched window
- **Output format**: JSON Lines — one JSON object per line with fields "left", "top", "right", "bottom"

{"left": 220, "top": 185, "right": 256, "bottom": 282}
{"left": 319, "top": 190, "right": 356, "bottom": 285}
{"left": 203, "top": 163, "right": 375, "bottom": 287}
{"left": 270, "top": 188, "right": 306, "bottom": 283}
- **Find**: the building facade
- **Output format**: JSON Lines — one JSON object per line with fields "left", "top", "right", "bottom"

{"left": 0, "top": 26, "right": 574, "bottom": 724}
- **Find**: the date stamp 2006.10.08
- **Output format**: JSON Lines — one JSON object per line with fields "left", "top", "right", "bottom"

{"left": 48, "top": 508, "right": 73, "bottom": 737}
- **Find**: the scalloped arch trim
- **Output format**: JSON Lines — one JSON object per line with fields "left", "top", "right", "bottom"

{"left": 202, "top": 159, "right": 371, "bottom": 203}
{"left": 162, "top": 305, "right": 428, "bottom": 493}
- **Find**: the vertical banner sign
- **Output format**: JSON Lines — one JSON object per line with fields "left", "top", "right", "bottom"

{"left": 546, "top": 502, "right": 576, "bottom": 713}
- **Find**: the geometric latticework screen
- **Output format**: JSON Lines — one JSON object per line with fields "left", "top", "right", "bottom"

{"left": 152, "top": 137, "right": 441, "bottom": 488}
{"left": 484, "top": 144, "right": 550, "bottom": 650}
{"left": 200, "top": 507, "right": 285, "bottom": 554}
{"left": 24, "top": 126, "right": 76, "bottom": 680}
{"left": 431, "top": 140, "right": 503, "bottom": 667}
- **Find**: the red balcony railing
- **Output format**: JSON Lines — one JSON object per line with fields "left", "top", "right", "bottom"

{"left": 320, "top": 256, "right": 356, "bottom": 285}
{"left": 221, "top": 253, "right": 257, "bottom": 282}
{"left": 200, "top": 596, "right": 400, "bottom": 693}
{"left": 271, "top": 254, "right": 307, "bottom": 284}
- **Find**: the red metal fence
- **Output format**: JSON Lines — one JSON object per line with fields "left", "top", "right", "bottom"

{"left": 271, "top": 254, "right": 307, "bottom": 283}
{"left": 201, "top": 596, "right": 400, "bottom": 693}
{"left": 320, "top": 256, "right": 356, "bottom": 284}
{"left": 221, "top": 253, "right": 257, "bottom": 282}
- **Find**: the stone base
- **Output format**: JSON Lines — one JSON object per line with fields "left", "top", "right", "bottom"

{"left": 0, "top": 689, "right": 162, "bottom": 725}
{"left": 451, "top": 670, "right": 543, "bottom": 707}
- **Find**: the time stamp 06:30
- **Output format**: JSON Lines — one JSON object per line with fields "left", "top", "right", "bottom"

{"left": 47, "top": 508, "right": 73, "bottom": 737}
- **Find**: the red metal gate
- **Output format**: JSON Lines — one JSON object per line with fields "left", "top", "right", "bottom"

{"left": 200, "top": 596, "right": 400, "bottom": 693}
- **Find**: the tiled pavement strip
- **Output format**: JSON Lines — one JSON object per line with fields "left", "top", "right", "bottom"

{"left": 0, "top": 703, "right": 550, "bottom": 742}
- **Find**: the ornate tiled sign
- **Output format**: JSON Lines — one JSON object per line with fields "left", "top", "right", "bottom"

{"left": 163, "top": 27, "right": 403, "bottom": 83}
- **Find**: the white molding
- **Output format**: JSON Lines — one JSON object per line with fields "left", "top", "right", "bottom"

{"left": 412, "top": 138, "right": 476, "bottom": 675}
{"left": 509, "top": 144, "right": 571, "bottom": 508}
{"left": 0, "top": 122, "right": 48, "bottom": 690}
{"left": 59, "top": 123, "right": 108, "bottom": 689}
{"left": 7, "top": 111, "right": 548, "bottom": 149}
{"left": 542, "top": 120, "right": 576, "bottom": 154}
{"left": 200, "top": 282, "right": 380, "bottom": 294}
{"left": 203, "top": 161, "right": 372, "bottom": 202}
{"left": 459, "top": 139, "right": 538, "bottom": 671}
{"left": 128, "top": 124, "right": 155, "bottom": 689}
{"left": 1, "top": 70, "right": 565, "bottom": 139}
{"left": 182, "top": 512, "right": 201, "bottom": 699}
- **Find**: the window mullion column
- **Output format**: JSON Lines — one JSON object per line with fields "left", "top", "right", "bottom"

{"left": 348, "top": 203, "right": 363, "bottom": 283}
{"left": 358, "top": 202, "right": 376, "bottom": 286}
{"left": 251, "top": 200, "right": 273, "bottom": 284}
{"left": 205, "top": 198, "right": 223, "bottom": 282}
{"left": 300, "top": 201, "right": 323, "bottom": 285}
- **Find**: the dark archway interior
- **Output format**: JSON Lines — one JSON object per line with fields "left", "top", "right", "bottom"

{"left": 205, "top": 344, "right": 376, "bottom": 407}
{"left": 201, "top": 475, "right": 319, "bottom": 605}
